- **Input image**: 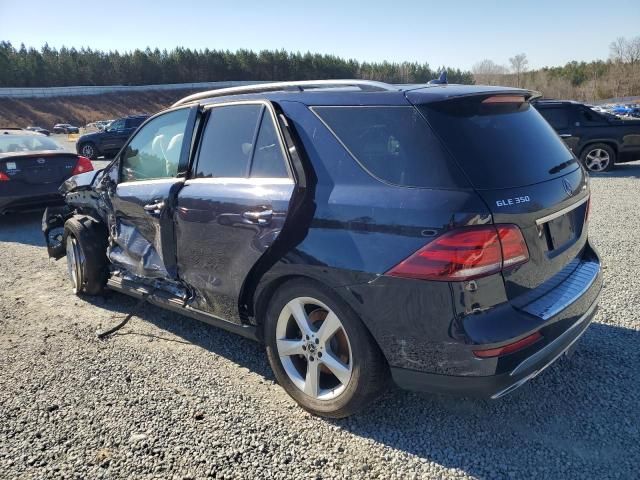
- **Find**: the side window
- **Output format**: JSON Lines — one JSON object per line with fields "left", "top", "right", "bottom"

{"left": 120, "top": 108, "right": 190, "bottom": 182}
{"left": 195, "top": 105, "right": 262, "bottom": 178}
{"left": 125, "top": 117, "right": 144, "bottom": 129}
{"left": 579, "top": 108, "right": 603, "bottom": 124}
{"left": 250, "top": 110, "right": 289, "bottom": 178}
{"left": 109, "top": 119, "right": 125, "bottom": 131}
{"left": 538, "top": 108, "right": 569, "bottom": 129}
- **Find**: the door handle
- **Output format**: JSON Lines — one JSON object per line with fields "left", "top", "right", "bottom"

{"left": 242, "top": 209, "right": 273, "bottom": 225}
{"left": 559, "top": 134, "right": 572, "bottom": 138}
{"left": 143, "top": 200, "right": 165, "bottom": 216}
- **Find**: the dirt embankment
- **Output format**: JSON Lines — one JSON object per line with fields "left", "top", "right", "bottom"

{"left": 0, "top": 89, "right": 200, "bottom": 128}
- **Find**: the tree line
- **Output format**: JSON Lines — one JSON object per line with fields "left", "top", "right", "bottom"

{"left": 472, "top": 36, "right": 640, "bottom": 101}
{"left": 0, "top": 42, "right": 473, "bottom": 87}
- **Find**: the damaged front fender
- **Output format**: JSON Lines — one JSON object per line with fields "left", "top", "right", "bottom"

{"left": 42, "top": 205, "right": 71, "bottom": 259}
{"left": 43, "top": 169, "right": 107, "bottom": 259}
{"left": 59, "top": 169, "right": 104, "bottom": 195}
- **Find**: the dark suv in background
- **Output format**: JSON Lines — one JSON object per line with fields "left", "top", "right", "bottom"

{"left": 76, "top": 115, "right": 148, "bottom": 160}
{"left": 44, "top": 80, "right": 601, "bottom": 417}
{"left": 534, "top": 100, "right": 640, "bottom": 172}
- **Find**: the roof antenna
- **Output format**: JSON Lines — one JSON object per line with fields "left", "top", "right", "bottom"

{"left": 428, "top": 71, "right": 448, "bottom": 85}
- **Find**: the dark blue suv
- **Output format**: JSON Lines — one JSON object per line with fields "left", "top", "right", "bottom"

{"left": 43, "top": 80, "right": 602, "bottom": 417}
{"left": 76, "top": 115, "right": 148, "bottom": 160}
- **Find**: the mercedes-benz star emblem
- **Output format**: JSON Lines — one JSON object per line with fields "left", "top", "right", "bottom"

{"left": 37, "top": 158, "right": 46, "bottom": 164}
{"left": 562, "top": 178, "right": 573, "bottom": 197}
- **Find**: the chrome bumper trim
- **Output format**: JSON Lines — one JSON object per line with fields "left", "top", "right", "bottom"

{"left": 535, "top": 195, "right": 589, "bottom": 226}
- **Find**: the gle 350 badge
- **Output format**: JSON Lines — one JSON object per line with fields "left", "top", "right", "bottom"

{"left": 496, "top": 196, "right": 531, "bottom": 207}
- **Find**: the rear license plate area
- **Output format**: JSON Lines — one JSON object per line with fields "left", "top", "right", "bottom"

{"left": 547, "top": 211, "right": 578, "bottom": 249}
{"left": 26, "top": 166, "right": 62, "bottom": 184}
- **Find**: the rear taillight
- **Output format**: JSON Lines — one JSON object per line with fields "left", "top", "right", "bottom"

{"left": 72, "top": 156, "right": 94, "bottom": 175}
{"left": 473, "top": 331, "right": 542, "bottom": 358}
{"left": 386, "top": 224, "right": 529, "bottom": 281}
{"left": 0, "top": 171, "right": 9, "bottom": 181}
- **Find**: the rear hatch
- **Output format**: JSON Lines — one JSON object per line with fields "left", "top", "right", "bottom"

{"left": 409, "top": 90, "right": 590, "bottom": 300}
{"left": 0, "top": 152, "right": 79, "bottom": 186}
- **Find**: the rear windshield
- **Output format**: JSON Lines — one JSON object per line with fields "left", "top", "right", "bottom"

{"left": 0, "top": 135, "right": 63, "bottom": 154}
{"left": 313, "top": 106, "right": 467, "bottom": 188}
{"left": 418, "top": 98, "right": 577, "bottom": 190}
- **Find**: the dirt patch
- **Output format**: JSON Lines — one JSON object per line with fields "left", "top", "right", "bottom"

{"left": 0, "top": 89, "right": 200, "bottom": 127}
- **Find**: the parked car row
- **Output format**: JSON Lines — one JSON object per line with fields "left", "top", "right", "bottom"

{"left": 85, "top": 119, "right": 115, "bottom": 132}
{"left": 39, "top": 80, "right": 602, "bottom": 418}
{"left": 25, "top": 126, "right": 50, "bottom": 136}
{"left": 591, "top": 102, "right": 640, "bottom": 119}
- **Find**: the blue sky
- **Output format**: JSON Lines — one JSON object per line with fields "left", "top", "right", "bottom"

{"left": 0, "top": 0, "right": 638, "bottom": 70}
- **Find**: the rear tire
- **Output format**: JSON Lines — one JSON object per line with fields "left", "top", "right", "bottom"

{"left": 79, "top": 142, "right": 98, "bottom": 160}
{"left": 580, "top": 143, "right": 615, "bottom": 172}
{"left": 64, "top": 216, "right": 108, "bottom": 295}
{"left": 264, "top": 278, "right": 388, "bottom": 418}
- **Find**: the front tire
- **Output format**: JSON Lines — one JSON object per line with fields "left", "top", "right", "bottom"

{"left": 64, "top": 216, "right": 108, "bottom": 295}
{"left": 581, "top": 143, "right": 615, "bottom": 172}
{"left": 79, "top": 142, "right": 98, "bottom": 160}
{"left": 264, "top": 279, "right": 388, "bottom": 418}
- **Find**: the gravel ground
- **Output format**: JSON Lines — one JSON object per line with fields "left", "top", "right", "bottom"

{"left": 1, "top": 163, "right": 639, "bottom": 479}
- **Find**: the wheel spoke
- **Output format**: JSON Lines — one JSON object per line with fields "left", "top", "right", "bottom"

{"left": 277, "top": 338, "right": 305, "bottom": 357}
{"left": 321, "top": 351, "right": 351, "bottom": 385}
{"left": 287, "top": 299, "right": 314, "bottom": 336}
{"left": 276, "top": 295, "right": 353, "bottom": 400}
{"left": 303, "top": 359, "right": 320, "bottom": 397}
{"left": 316, "top": 311, "right": 341, "bottom": 345}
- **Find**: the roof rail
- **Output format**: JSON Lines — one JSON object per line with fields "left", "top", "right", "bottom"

{"left": 172, "top": 80, "right": 397, "bottom": 107}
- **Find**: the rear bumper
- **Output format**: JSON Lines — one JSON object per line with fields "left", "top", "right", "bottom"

{"left": 390, "top": 290, "right": 599, "bottom": 398}
{"left": 0, "top": 192, "right": 63, "bottom": 214}
{"left": 340, "top": 239, "right": 602, "bottom": 398}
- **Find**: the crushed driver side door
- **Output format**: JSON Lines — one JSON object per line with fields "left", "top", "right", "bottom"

{"left": 107, "top": 106, "right": 198, "bottom": 279}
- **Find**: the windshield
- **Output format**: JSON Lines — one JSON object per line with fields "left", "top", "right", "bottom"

{"left": 418, "top": 98, "right": 578, "bottom": 190}
{"left": 0, "top": 135, "right": 63, "bottom": 154}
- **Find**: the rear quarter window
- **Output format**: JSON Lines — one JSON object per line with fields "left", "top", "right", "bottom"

{"left": 536, "top": 107, "right": 570, "bottom": 129}
{"left": 313, "top": 106, "right": 467, "bottom": 189}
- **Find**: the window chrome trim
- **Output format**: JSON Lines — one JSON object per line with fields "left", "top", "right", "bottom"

{"left": 183, "top": 177, "right": 294, "bottom": 186}
{"left": 118, "top": 177, "right": 186, "bottom": 187}
{"left": 535, "top": 195, "right": 589, "bottom": 226}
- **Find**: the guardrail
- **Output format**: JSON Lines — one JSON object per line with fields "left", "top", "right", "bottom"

{"left": 0, "top": 81, "right": 270, "bottom": 98}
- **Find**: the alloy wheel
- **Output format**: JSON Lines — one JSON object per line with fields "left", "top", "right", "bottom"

{"left": 81, "top": 144, "right": 95, "bottom": 158}
{"left": 275, "top": 297, "right": 353, "bottom": 400}
{"left": 584, "top": 148, "right": 610, "bottom": 172}
{"left": 65, "top": 235, "right": 82, "bottom": 293}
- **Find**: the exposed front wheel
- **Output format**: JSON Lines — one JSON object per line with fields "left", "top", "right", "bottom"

{"left": 265, "top": 279, "right": 388, "bottom": 418}
{"left": 63, "top": 216, "right": 108, "bottom": 295}
{"left": 79, "top": 142, "right": 98, "bottom": 160}
{"left": 581, "top": 143, "right": 615, "bottom": 172}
